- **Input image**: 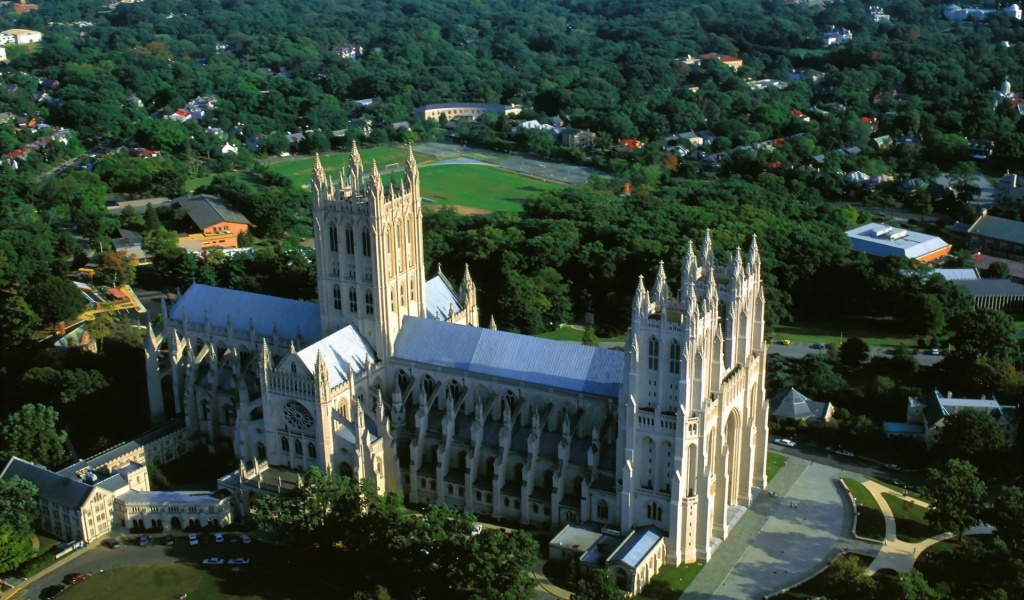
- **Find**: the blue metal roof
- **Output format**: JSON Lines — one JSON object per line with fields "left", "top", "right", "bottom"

{"left": 424, "top": 275, "right": 462, "bottom": 321}
{"left": 168, "top": 284, "right": 321, "bottom": 342}
{"left": 295, "top": 325, "right": 376, "bottom": 387}
{"left": 882, "top": 422, "right": 925, "bottom": 435}
{"left": 608, "top": 526, "right": 665, "bottom": 568}
{"left": 393, "top": 317, "right": 625, "bottom": 397}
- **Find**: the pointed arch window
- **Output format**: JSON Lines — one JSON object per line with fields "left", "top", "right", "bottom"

{"left": 669, "top": 340, "right": 681, "bottom": 375}
{"left": 361, "top": 228, "right": 371, "bottom": 257}
{"left": 281, "top": 436, "right": 288, "bottom": 452}
{"left": 597, "top": 500, "right": 609, "bottom": 519}
{"left": 365, "top": 290, "right": 374, "bottom": 315}
{"left": 406, "top": 219, "right": 413, "bottom": 265}
{"left": 294, "top": 439, "right": 303, "bottom": 456}
{"left": 333, "top": 285, "right": 342, "bottom": 310}
{"left": 308, "top": 442, "right": 316, "bottom": 458}
{"left": 648, "top": 337, "right": 659, "bottom": 371}
{"left": 399, "top": 284, "right": 405, "bottom": 307}
{"left": 329, "top": 223, "right": 338, "bottom": 252}
{"left": 385, "top": 228, "right": 393, "bottom": 275}
{"left": 349, "top": 287, "right": 358, "bottom": 313}
{"left": 345, "top": 226, "right": 355, "bottom": 255}
{"left": 396, "top": 227, "right": 404, "bottom": 270}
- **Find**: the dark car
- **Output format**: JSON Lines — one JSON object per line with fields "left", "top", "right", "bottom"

{"left": 103, "top": 539, "right": 121, "bottom": 549}
{"left": 40, "top": 584, "right": 65, "bottom": 599}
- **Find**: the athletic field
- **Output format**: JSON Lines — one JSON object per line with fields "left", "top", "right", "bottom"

{"left": 420, "top": 163, "right": 563, "bottom": 214}
{"left": 264, "top": 147, "right": 435, "bottom": 186}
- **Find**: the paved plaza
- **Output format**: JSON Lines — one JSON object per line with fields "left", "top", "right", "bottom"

{"left": 683, "top": 458, "right": 874, "bottom": 599}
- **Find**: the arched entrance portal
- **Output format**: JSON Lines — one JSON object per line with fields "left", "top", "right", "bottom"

{"left": 171, "top": 517, "right": 181, "bottom": 530}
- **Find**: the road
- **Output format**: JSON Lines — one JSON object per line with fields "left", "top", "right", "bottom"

{"left": 2, "top": 534, "right": 259, "bottom": 600}
{"left": 767, "top": 441, "right": 927, "bottom": 489}
{"left": 767, "top": 340, "right": 944, "bottom": 367}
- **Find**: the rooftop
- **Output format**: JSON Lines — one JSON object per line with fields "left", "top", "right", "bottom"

{"left": 607, "top": 526, "right": 665, "bottom": 569}
{"left": 952, "top": 279, "right": 1024, "bottom": 298}
{"left": 846, "top": 223, "right": 951, "bottom": 260}
{"left": 174, "top": 194, "right": 252, "bottom": 230}
{"left": 2, "top": 457, "right": 94, "bottom": 509}
{"left": 295, "top": 325, "right": 376, "bottom": 387}
{"left": 969, "top": 215, "right": 1024, "bottom": 244}
{"left": 168, "top": 284, "right": 321, "bottom": 343}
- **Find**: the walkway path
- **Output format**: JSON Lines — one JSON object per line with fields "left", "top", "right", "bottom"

{"left": 684, "top": 458, "right": 871, "bottom": 599}
{"left": 856, "top": 479, "right": 994, "bottom": 575}
{"left": 532, "top": 560, "right": 572, "bottom": 600}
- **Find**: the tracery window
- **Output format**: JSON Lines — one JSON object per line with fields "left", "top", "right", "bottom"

{"left": 333, "top": 285, "right": 342, "bottom": 310}
{"left": 669, "top": 340, "right": 681, "bottom": 375}
{"left": 345, "top": 226, "right": 355, "bottom": 254}
{"left": 349, "top": 287, "right": 358, "bottom": 313}
{"left": 365, "top": 290, "right": 374, "bottom": 315}
{"left": 361, "top": 228, "right": 371, "bottom": 257}
{"left": 283, "top": 401, "right": 314, "bottom": 431}
{"left": 648, "top": 337, "right": 659, "bottom": 371}
{"left": 329, "top": 223, "right": 338, "bottom": 252}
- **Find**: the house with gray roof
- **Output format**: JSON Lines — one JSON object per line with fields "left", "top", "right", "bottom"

{"left": 885, "top": 390, "right": 1019, "bottom": 447}
{"left": 769, "top": 388, "right": 833, "bottom": 422}
{"left": 963, "top": 212, "right": 1024, "bottom": 262}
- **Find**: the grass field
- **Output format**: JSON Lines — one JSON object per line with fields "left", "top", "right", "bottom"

{"left": 639, "top": 562, "right": 705, "bottom": 599}
{"left": 58, "top": 564, "right": 336, "bottom": 600}
{"left": 537, "top": 325, "right": 627, "bottom": 344}
{"left": 767, "top": 451, "right": 787, "bottom": 483}
{"left": 264, "top": 146, "right": 435, "bottom": 186}
{"left": 842, "top": 478, "right": 885, "bottom": 541}
{"left": 420, "top": 163, "right": 564, "bottom": 214}
{"left": 772, "top": 317, "right": 919, "bottom": 348}
{"left": 882, "top": 493, "right": 942, "bottom": 543}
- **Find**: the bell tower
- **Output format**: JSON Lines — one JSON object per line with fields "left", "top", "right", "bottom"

{"left": 312, "top": 143, "right": 426, "bottom": 358}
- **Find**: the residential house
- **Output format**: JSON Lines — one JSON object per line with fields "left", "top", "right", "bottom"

{"left": 867, "top": 6, "right": 890, "bottom": 21}
{"left": 285, "top": 132, "right": 306, "bottom": 150}
{"left": 789, "top": 68, "right": 825, "bottom": 84}
{"left": 944, "top": 4, "right": 1022, "bottom": 21}
{"left": 215, "top": 142, "right": 238, "bottom": 157}
{"left": 790, "top": 109, "right": 811, "bottom": 122}
{"left": 967, "top": 139, "right": 993, "bottom": 160}
{"left": 560, "top": 128, "right": 595, "bottom": 148}
{"left": 0, "top": 28, "right": 43, "bottom": 44}
{"left": 111, "top": 229, "right": 148, "bottom": 265}
{"left": 821, "top": 25, "right": 853, "bottom": 46}
{"left": 698, "top": 52, "right": 743, "bottom": 71}
{"left": 165, "top": 109, "right": 191, "bottom": 123}
{"left": 616, "top": 139, "right": 644, "bottom": 152}
{"left": 885, "top": 391, "right": 1018, "bottom": 447}
{"left": 174, "top": 194, "right": 253, "bottom": 251}
{"left": 996, "top": 172, "right": 1024, "bottom": 202}
{"left": 769, "top": 388, "right": 833, "bottom": 422}
{"left": 0, "top": 47, "right": 7, "bottom": 63}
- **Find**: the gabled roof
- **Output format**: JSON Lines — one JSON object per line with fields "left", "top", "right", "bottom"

{"left": 168, "top": 284, "right": 321, "bottom": 343}
{"left": 393, "top": 317, "right": 625, "bottom": 398}
{"left": 968, "top": 215, "right": 1024, "bottom": 244}
{"left": 424, "top": 274, "right": 462, "bottom": 321}
{"left": 174, "top": 194, "right": 252, "bottom": 229}
{"left": 952, "top": 279, "right": 1024, "bottom": 298}
{"left": 295, "top": 325, "right": 376, "bottom": 387}
{"left": 607, "top": 526, "right": 665, "bottom": 568}
{"left": 769, "top": 388, "right": 831, "bottom": 421}
{"left": 1, "top": 457, "right": 94, "bottom": 509}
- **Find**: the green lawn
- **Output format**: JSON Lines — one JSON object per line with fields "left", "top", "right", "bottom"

{"left": 766, "top": 451, "right": 787, "bottom": 483}
{"left": 639, "top": 561, "right": 705, "bottom": 599}
{"left": 184, "top": 175, "right": 213, "bottom": 192}
{"left": 420, "top": 163, "right": 564, "bottom": 214}
{"left": 58, "top": 563, "right": 337, "bottom": 600}
{"left": 537, "top": 325, "right": 627, "bottom": 343}
{"left": 34, "top": 533, "right": 61, "bottom": 555}
{"left": 772, "top": 318, "right": 919, "bottom": 348}
{"left": 841, "top": 478, "right": 885, "bottom": 541}
{"left": 264, "top": 146, "right": 435, "bottom": 186}
{"left": 882, "top": 493, "right": 942, "bottom": 543}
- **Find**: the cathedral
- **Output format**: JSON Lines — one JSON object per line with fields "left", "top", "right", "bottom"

{"left": 145, "top": 143, "right": 768, "bottom": 591}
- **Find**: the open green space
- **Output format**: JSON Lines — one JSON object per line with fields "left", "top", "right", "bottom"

{"left": 841, "top": 478, "right": 885, "bottom": 541}
{"left": 34, "top": 533, "right": 61, "bottom": 555}
{"left": 772, "top": 317, "right": 919, "bottom": 348}
{"left": 866, "top": 476, "right": 926, "bottom": 501}
{"left": 881, "top": 493, "right": 942, "bottom": 543}
{"left": 639, "top": 561, "right": 705, "bottom": 599}
{"left": 766, "top": 451, "right": 787, "bottom": 483}
{"left": 58, "top": 563, "right": 337, "bottom": 600}
{"left": 420, "top": 164, "right": 564, "bottom": 214}
{"left": 537, "top": 325, "right": 627, "bottom": 343}
{"left": 774, "top": 553, "right": 874, "bottom": 599}
{"left": 264, "top": 146, "right": 435, "bottom": 186}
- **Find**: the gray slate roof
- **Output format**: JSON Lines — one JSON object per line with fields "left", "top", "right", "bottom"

{"left": 393, "top": 317, "right": 625, "bottom": 398}
{"left": 424, "top": 274, "right": 462, "bottom": 321}
{"left": 969, "top": 215, "right": 1024, "bottom": 244}
{"left": 168, "top": 284, "right": 321, "bottom": 343}
{"left": 295, "top": 325, "right": 376, "bottom": 387}
{"left": 608, "top": 526, "right": 665, "bottom": 569}
{"left": 1, "top": 457, "right": 94, "bottom": 509}
{"left": 174, "top": 194, "right": 252, "bottom": 229}
{"left": 769, "top": 388, "right": 831, "bottom": 421}
{"left": 952, "top": 279, "right": 1024, "bottom": 298}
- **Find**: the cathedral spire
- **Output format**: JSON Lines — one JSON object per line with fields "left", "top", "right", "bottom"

{"left": 700, "top": 228, "right": 715, "bottom": 273}
{"left": 680, "top": 240, "right": 698, "bottom": 296}
{"left": 314, "top": 349, "right": 330, "bottom": 390}
{"left": 489, "top": 315, "right": 497, "bottom": 330}
{"left": 311, "top": 152, "right": 333, "bottom": 205}
{"left": 632, "top": 275, "right": 649, "bottom": 319}
{"left": 652, "top": 260, "right": 667, "bottom": 305}
{"left": 369, "top": 160, "right": 384, "bottom": 206}
{"left": 746, "top": 234, "right": 761, "bottom": 277}
{"left": 350, "top": 140, "right": 363, "bottom": 192}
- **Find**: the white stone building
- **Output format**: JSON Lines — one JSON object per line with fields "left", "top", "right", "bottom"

{"left": 144, "top": 143, "right": 768, "bottom": 590}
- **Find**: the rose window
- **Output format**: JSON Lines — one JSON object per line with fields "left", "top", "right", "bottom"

{"left": 284, "top": 401, "right": 314, "bottom": 431}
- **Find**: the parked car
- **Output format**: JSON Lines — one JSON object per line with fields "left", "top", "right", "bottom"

{"left": 779, "top": 339, "right": 792, "bottom": 345}
{"left": 811, "top": 343, "right": 826, "bottom": 349}
{"left": 773, "top": 438, "right": 797, "bottom": 447}
{"left": 202, "top": 558, "right": 225, "bottom": 565}
{"left": 834, "top": 449, "right": 855, "bottom": 457}
{"left": 63, "top": 573, "right": 88, "bottom": 585}
{"left": 188, "top": 533, "right": 199, "bottom": 546}
{"left": 470, "top": 524, "right": 483, "bottom": 536}
{"left": 227, "top": 557, "right": 250, "bottom": 565}
{"left": 930, "top": 348, "right": 940, "bottom": 355}
{"left": 40, "top": 585, "right": 65, "bottom": 599}
{"left": 103, "top": 539, "right": 121, "bottom": 549}
{"left": 214, "top": 532, "right": 225, "bottom": 543}
{"left": 886, "top": 463, "right": 902, "bottom": 471}
{"left": 240, "top": 534, "right": 251, "bottom": 544}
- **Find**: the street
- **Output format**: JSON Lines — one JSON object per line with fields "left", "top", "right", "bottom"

{"left": 767, "top": 340, "right": 944, "bottom": 367}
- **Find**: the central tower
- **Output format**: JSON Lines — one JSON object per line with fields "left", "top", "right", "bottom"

{"left": 312, "top": 143, "right": 426, "bottom": 358}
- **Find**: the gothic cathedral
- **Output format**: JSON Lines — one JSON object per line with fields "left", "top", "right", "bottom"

{"left": 145, "top": 143, "right": 768, "bottom": 591}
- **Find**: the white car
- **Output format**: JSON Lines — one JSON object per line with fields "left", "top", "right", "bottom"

{"left": 773, "top": 438, "right": 796, "bottom": 447}
{"left": 240, "top": 534, "right": 251, "bottom": 544}
{"left": 188, "top": 533, "right": 199, "bottom": 546}
{"left": 470, "top": 524, "right": 483, "bottom": 536}
{"left": 834, "top": 449, "right": 855, "bottom": 457}
{"left": 214, "top": 533, "right": 224, "bottom": 543}
{"left": 202, "top": 557, "right": 225, "bottom": 565}
{"left": 227, "top": 557, "right": 250, "bottom": 565}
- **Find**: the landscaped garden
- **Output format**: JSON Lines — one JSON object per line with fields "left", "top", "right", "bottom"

{"left": 773, "top": 553, "right": 874, "bottom": 599}
{"left": 57, "top": 563, "right": 337, "bottom": 600}
{"left": 841, "top": 478, "right": 885, "bottom": 541}
{"left": 881, "top": 494, "right": 942, "bottom": 543}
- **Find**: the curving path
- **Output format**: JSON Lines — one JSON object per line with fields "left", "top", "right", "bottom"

{"left": 857, "top": 479, "right": 994, "bottom": 575}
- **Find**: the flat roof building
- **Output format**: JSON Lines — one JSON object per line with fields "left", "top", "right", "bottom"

{"left": 413, "top": 102, "right": 522, "bottom": 122}
{"left": 846, "top": 223, "right": 952, "bottom": 262}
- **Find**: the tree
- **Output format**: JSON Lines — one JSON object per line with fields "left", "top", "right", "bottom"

{"left": 94, "top": 250, "right": 136, "bottom": 287}
{"left": 0, "top": 525, "right": 34, "bottom": 575}
{"left": 0, "top": 293, "right": 41, "bottom": 351}
{"left": 27, "top": 277, "right": 87, "bottom": 326}
{"left": 950, "top": 307, "right": 1017, "bottom": 363}
{"left": 456, "top": 528, "right": 538, "bottom": 600}
{"left": 926, "top": 459, "right": 986, "bottom": 541}
{"left": 984, "top": 262, "right": 1011, "bottom": 280}
{"left": 935, "top": 410, "right": 1006, "bottom": 465}
{"left": 0, "top": 404, "right": 68, "bottom": 469}
{"left": 0, "top": 476, "right": 40, "bottom": 533}
{"left": 839, "top": 337, "right": 870, "bottom": 367}
{"left": 822, "top": 553, "right": 877, "bottom": 600}
{"left": 581, "top": 325, "right": 599, "bottom": 347}
{"left": 897, "top": 568, "right": 942, "bottom": 600}
{"left": 575, "top": 569, "right": 625, "bottom": 600}
{"left": 985, "top": 486, "right": 1024, "bottom": 550}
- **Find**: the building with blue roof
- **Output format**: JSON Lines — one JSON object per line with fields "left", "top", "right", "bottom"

{"left": 142, "top": 144, "right": 768, "bottom": 590}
